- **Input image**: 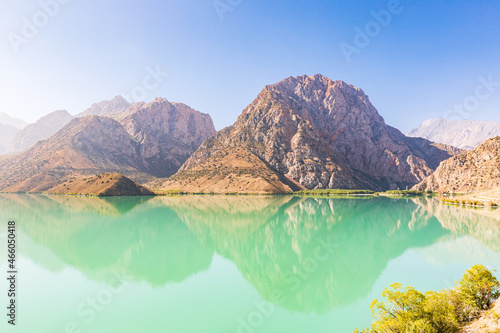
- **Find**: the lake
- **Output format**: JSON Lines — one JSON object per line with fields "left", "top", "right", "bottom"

{"left": 0, "top": 194, "right": 499, "bottom": 333}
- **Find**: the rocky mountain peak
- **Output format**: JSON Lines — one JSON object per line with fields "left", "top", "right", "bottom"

{"left": 78, "top": 95, "right": 132, "bottom": 117}
{"left": 243, "top": 74, "right": 384, "bottom": 126}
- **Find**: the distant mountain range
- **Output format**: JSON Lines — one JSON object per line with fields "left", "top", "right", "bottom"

{"left": 0, "top": 113, "right": 28, "bottom": 154}
{"left": 163, "top": 75, "right": 461, "bottom": 193}
{"left": 0, "top": 124, "right": 21, "bottom": 155}
{"left": 406, "top": 118, "right": 500, "bottom": 150}
{"left": 1, "top": 97, "right": 134, "bottom": 155}
{"left": 0, "top": 98, "right": 215, "bottom": 192}
{"left": 0, "top": 112, "right": 28, "bottom": 129}
{"left": 2, "top": 74, "right": 499, "bottom": 195}
{"left": 6, "top": 110, "right": 74, "bottom": 154}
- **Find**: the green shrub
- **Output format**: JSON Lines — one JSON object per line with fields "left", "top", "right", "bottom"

{"left": 384, "top": 190, "right": 426, "bottom": 196}
{"left": 354, "top": 265, "right": 499, "bottom": 333}
{"left": 458, "top": 265, "right": 500, "bottom": 314}
{"left": 296, "top": 189, "right": 374, "bottom": 195}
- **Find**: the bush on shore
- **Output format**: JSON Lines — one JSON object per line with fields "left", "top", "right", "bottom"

{"left": 354, "top": 265, "right": 500, "bottom": 333}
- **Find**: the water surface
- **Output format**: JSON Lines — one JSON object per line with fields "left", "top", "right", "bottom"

{"left": 0, "top": 195, "right": 499, "bottom": 333}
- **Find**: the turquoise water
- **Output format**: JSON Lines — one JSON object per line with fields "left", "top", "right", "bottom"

{"left": 0, "top": 194, "right": 499, "bottom": 333}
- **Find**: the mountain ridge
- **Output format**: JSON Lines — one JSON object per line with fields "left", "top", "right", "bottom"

{"left": 0, "top": 124, "right": 20, "bottom": 155}
{"left": 0, "top": 99, "right": 216, "bottom": 193}
{"left": 6, "top": 110, "right": 74, "bottom": 154}
{"left": 162, "top": 74, "right": 461, "bottom": 193}
{"left": 0, "top": 112, "right": 28, "bottom": 129}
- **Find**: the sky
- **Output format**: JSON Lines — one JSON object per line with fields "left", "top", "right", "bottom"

{"left": 1, "top": 0, "right": 499, "bottom": 131}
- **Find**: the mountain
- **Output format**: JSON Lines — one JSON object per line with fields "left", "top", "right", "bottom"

{"left": 46, "top": 173, "right": 154, "bottom": 196}
{"left": 7, "top": 96, "right": 133, "bottom": 155}
{"left": 120, "top": 98, "right": 216, "bottom": 177}
{"left": 0, "top": 124, "right": 20, "bottom": 155}
{"left": 0, "top": 99, "right": 216, "bottom": 193}
{"left": 0, "top": 112, "right": 28, "bottom": 129}
{"left": 162, "top": 75, "right": 460, "bottom": 193}
{"left": 6, "top": 110, "right": 74, "bottom": 154}
{"left": 0, "top": 115, "right": 146, "bottom": 192}
{"left": 77, "top": 95, "right": 131, "bottom": 118}
{"left": 406, "top": 118, "right": 500, "bottom": 150}
{"left": 413, "top": 136, "right": 500, "bottom": 193}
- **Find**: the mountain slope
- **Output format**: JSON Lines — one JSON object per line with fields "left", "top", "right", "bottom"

{"left": 413, "top": 136, "right": 500, "bottom": 193}
{"left": 161, "top": 146, "right": 297, "bottom": 194}
{"left": 0, "top": 124, "right": 20, "bottom": 155}
{"left": 46, "top": 173, "right": 154, "bottom": 196}
{"left": 77, "top": 96, "right": 131, "bottom": 118}
{"left": 407, "top": 118, "right": 500, "bottom": 150}
{"left": 6, "top": 110, "right": 74, "bottom": 154}
{"left": 164, "top": 75, "right": 459, "bottom": 193}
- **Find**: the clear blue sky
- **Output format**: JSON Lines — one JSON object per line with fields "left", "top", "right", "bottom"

{"left": 1, "top": 0, "right": 499, "bottom": 131}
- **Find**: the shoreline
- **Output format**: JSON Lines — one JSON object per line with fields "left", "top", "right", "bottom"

{"left": 0, "top": 190, "right": 434, "bottom": 198}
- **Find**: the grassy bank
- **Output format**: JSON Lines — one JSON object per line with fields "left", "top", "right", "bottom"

{"left": 295, "top": 189, "right": 375, "bottom": 195}
{"left": 442, "top": 197, "right": 498, "bottom": 208}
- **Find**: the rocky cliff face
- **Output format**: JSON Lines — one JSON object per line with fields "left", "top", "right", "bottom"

{"left": 121, "top": 98, "right": 216, "bottom": 177}
{"left": 413, "top": 137, "right": 500, "bottom": 193}
{"left": 0, "top": 99, "right": 216, "bottom": 193}
{"left": 6, "top": 110, "right": 74, "bottom": 154}
{"left": 407, "top": 118, "right": 500, "bottom": 150}
{"left": 167, "top": 75, "right": 459, "bottom": 192}
{"left": 77, "top": 96, "right": 131, "bottom": 117}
